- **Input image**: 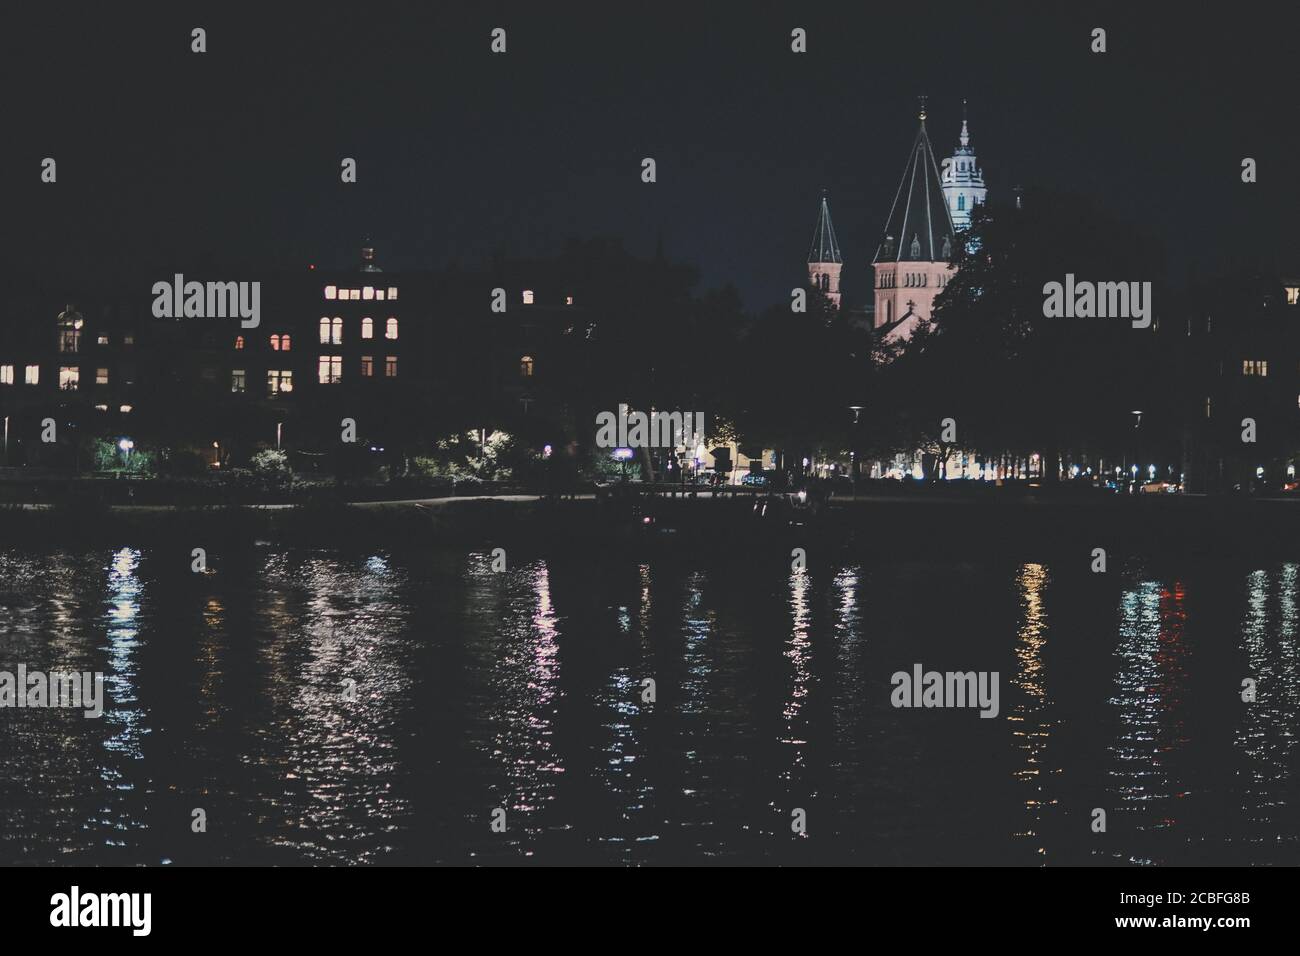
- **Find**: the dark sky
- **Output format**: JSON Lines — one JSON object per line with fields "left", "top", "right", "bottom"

{"left": 4, "top": 3, "right": 1296, "bottom": 311}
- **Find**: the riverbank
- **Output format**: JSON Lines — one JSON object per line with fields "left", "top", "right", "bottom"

{"left": 2, "top": 490, "right": 1300, "bottom": 561}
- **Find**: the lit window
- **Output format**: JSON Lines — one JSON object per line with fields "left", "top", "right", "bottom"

{"left": 270, "top": 334, "right": 280, "bottom": 350}
{"left": 235, "top": 335, "right": 245, "bottom": 350}
{"left": 1243, "top": 359, "right": 1269, "bottom": 377}
{"left": 123, "top": 334, "right": 134, "bottom": 346}
{"left": 25, "top": 365, "right": 39, "bottom": 385}
{"left": 332, "top": 317, "right": 343, "bottom": 344}
{"left": 96, "top": 368, "right": 109, "bottom": 385}
{"left": 0, "top": 365, "right": 12, "bottom": 385}
{"left": 566, "top": 295, "right": 574, "bottom": 305}
{"left": 520, "top": 355, "right": 535, "bottom": 377}
{"left": 361, "top": 355, "right": 374, "bottom": 377}
{"left": 363, "top": 286, "right": 374, "bottom": 300}
{"left": 57, "top": 309, "right": 83, "bottom": 353}
{"left": 384, "top": 356, "right": 397, "bottom": 377}
{"left": 276, "top": 334, "right": 291, "bottom": 352}
{"left": 318, "top": 355, "right": 342, "bottom": 384}
{"left": 325, "top": 285, "right": 337, "bottom": 300}
{"left": 350, "top": 289, "right": 361, "bottom": 301}
{"left": 362, "top": 317, "right": 374, "bottom": 339}
{"left": 119, "top": 404, "right": 132, "bottom": 413}
{"left": 97, "top": 335, "right": 109, "bottom": 346}
{"left": 59, "top": 366, "right": 79, "bottom": 391}
{"left": 376, "top": 290, "right": 385, "bottom": 301}
{"left": 387, "top": 287, "right": 398, "bottom": 300}
{"left": 522, "top": 290, "right": 534, "bottom": 305}
{"left": 94, "top": 404, "right": 108, "bottom": 411}
{"left": 319, "top": 317, "right": 330, "bottom": 344}
{"left": 1205, "top": 397, "right": 1212, "bottom": 418}
{"left": 385, "top": 317, "right": 398, "bottom": 339}
{"left": 1287, "top": 287, "right": 1300, "bottom": 305}
{"left": 231, "top": 369, "right": 246, "bottom": 393}
{"left": 268, "top": 370, "right": 293, "bottom": 395}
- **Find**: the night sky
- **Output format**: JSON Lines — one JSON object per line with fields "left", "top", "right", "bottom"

{"left": 4, "top": 3, "right": 1296, "bottom": 311}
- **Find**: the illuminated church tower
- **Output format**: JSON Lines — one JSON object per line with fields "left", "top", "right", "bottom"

{"left": 872, "top": 98, "right": 957, "bottom": 340}
{"left": 807, "top": 191, "right": 843, "bottom": 309}
{"left": 941, "top": 101, "right": 986, "bottom": 231}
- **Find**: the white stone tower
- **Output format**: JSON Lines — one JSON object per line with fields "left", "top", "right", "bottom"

{"left": 941, "top": 100, "right": 987, "bottom": 231}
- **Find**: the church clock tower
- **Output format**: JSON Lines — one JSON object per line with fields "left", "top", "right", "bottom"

{"left": 941, "top": 100, "right": 987, "bottom": 231}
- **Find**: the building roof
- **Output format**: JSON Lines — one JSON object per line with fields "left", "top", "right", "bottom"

{"left": 807, "top": 191, "right": 842, "bottom": 265}
{"left": 873, "top": 107, "right": 956, "bottom": 264}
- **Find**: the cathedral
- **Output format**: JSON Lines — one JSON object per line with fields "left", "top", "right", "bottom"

{"left": 807, "top": 99, "right": 987, "bottom": 339}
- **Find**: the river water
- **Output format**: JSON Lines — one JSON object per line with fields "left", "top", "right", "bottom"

{"left": 1, "top": 544, "right": 1296, "bottom": 865}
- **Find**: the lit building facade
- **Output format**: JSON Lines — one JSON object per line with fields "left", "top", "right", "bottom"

{"left": 807, "top": 191, "right": 843, "bottom": 310}
{"left": 871, "top": 101, "right": 959, "bottom": 341}
{"left": 940, "top": 102, "right": 986, "bottom": 231}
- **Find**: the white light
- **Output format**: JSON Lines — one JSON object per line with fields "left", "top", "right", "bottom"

{"left": 118, "top": 439, "right": 133, "bottom": 451}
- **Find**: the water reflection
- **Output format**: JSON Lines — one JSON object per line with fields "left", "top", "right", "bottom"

{"left": 102, "top": 547, "right": 144, "bottom": 760}
{"left": 1009, "top": 563, "right": 1056, "bottom": 859}
{"left": 1234, "top": 565, "right": 1300, "bottom": 857}
{"left": 0, "top": 545, "right": 1297, "bottom": 864}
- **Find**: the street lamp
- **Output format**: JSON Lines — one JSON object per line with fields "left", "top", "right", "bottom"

{"left": 848, "top": 405, "right": 865, "bottom": 496}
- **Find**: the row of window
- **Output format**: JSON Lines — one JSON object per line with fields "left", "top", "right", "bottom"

{"left": 58, "top": 332, "right": 136, "bottom": 354}
{"left": 317, "top": 317, "right": 397, "bottom": 345}
{"left": 0, "top": 365, "right": 39, "bottom": 384}
{"left": 315, "top": 355, "right": 397, "bottom": 384}
{"left": 323, "top": 285, "right": 577, "bottom": 307}
{"left": 234, "top": 334, "right": 294, "bottom": 351}
{"left": 230, "top": 369, "right": 294, "bottom": 394}
{"left": 1, "top": 365, "right": 123, "bottom": 389}
{"left": 325, "top": 286, "right": 398, "bottom": 301}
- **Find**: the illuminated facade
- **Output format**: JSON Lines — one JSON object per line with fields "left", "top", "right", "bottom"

{"left": 940, "top": 102, "right": 986, "bottom": 231}
{"left": 872, "top": 101, "right": 959, "bottom": 341}
{"left": 807, "top": 191, "right": 843, "bottom": 309}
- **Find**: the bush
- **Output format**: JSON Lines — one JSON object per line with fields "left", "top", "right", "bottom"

{"left": 251, "top": 448, "right": 291, "bottom": 477}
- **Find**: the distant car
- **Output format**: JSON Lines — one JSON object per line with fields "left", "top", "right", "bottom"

{"left": 740, "top": 473, "right": 768, "bottom": 488}
{"left": 1139, "top": 480, "right": 1180, "bottom": 494}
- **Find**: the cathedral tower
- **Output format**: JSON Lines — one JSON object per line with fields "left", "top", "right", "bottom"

{"left": 807, "top": 191, "right": 843, "bottom": 309}
{"left": 872, "top": 99, "right": 956, "bottom": 341}
{"left": 941, "top": 101, "right": 987, "bottom": 231}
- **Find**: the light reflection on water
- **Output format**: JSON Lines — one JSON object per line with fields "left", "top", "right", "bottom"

{"left": 0, "top": 546, "right": 1297, "bottom": 865}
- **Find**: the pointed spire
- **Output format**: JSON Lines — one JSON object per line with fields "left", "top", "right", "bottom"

{"left": 873, "top": 109, "right": 956, "bottom": 264}
{"left": 959, "top": 99, "right": 970, "bottom": 148}
{"left": 807, "top": 190, "right": 842, "bottom": 264}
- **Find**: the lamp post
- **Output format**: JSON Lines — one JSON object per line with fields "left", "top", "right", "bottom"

{"left": 849, "top": 405, "right": 864, "bottom": 499}
{"left": 1130, "top": 410, "right": 1143, "bottom": 493}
